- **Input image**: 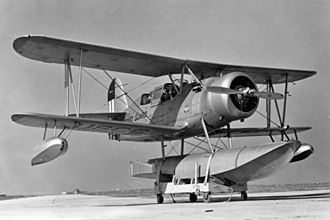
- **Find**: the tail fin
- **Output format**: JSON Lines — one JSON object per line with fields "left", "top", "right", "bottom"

{"left": 108, "top": 78, "right": 128, "bottom": 112}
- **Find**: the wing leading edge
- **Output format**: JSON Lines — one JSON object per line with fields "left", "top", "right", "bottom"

{"left": 13, "top": 35, "right": 316, "bottom": 84}
{"left": 208, "top": 127, "right": 311, "bottom": 138}
{"left": 12, "top": 113, "right": 185, "bottom": 141}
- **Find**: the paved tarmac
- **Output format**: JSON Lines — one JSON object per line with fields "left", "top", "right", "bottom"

{"left": 0, "top": 190, "right": 329, "bottom": 220}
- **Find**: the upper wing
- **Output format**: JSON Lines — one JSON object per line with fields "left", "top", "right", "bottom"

{"left": 208, "top": 126, "right": 311, "bottom": 138}
{"left": 12, "top": 113, "right": 185, "bottom": 140}
{"left": 14, "top": 35, "right": 316, "bottom": 84}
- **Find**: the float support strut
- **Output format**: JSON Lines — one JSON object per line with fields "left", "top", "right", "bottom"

{"left": 201, "top": 118, "right": 214, "bottom": 153}
{"left": 227, "top": 124, "right": 232, "bottom": 149}
{"left": 161, "top": 138, "right": 166, "bottom": 160}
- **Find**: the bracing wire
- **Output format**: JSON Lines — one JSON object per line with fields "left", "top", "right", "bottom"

{"left": 101, "top": 69, "right": 153, "bottom": 123}
{"left": 193, "top": 137, "right": 219, "bottom": 150}
{"left": 215, "top": 137, "right": 227, "bottom": 150}
{"left": 71, "top": 60, "right": 108, "bottom": 90}
{"left": 255, "top": 110, "right": 281, "bottom": 127}
{"left": 123, "top": 77, "right": 155, "bottom": 95}
{"left": 69, "top": 62, "right": 156, "bottom": 123}
{"left": 166, "top": 140, "right": 180, "bottom": 156}
{"left": 185, "top": 139, "right": 210, "bottom": 154}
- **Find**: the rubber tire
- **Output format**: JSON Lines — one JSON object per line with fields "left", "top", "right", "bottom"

{"left": 189, "top": 193, "right": 197, "bottom": 202}
{"left": 157, "top": 194, "right": 164, "bottom": 204}
{"left": 203, "top": 192, "right": 211, "bottom": 203}
{"left": 241, "top": 191, "right": 248, "bottom": 201}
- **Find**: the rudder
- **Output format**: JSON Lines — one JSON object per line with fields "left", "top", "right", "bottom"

{"left": 108, "top": 78, "right": 128, "bottom": 113}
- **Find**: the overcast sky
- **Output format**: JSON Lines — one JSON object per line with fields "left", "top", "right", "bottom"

{"left": 0, "top": 0, "right": 329, "bottom": 195}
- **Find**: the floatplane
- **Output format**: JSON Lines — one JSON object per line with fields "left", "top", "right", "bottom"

{"left": 12, "top": 35, "right": 315, "bottom": 203}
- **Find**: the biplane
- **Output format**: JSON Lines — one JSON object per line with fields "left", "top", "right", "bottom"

{"left": 12, "top": 35, "right": 315, "bottom": 203}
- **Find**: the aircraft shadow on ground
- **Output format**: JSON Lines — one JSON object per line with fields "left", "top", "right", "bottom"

{"left": 202, "top": 191, "right": 330, "bottom": 203}
{"left": 94, "top": 191, "right": 330, "bottom": 207}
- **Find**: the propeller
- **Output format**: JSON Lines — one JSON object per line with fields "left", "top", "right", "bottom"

{"left": 206, "top": 86, "right": 284, "bottom": 100}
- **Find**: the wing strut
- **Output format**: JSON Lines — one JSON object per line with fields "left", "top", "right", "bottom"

{"left": 281, "top": 73, "right": 289, "bottom": 140}
{"left": 267, "top": 73, "right": 290, "bottom": 141}
{"left": 43, "top": 123, "right": 48, "bottom": 140}
{"left": 262, "top": 75, "right": 293, "bottom": 141}
{"left": 64, "top": 50, "right": 85, "bottom": 118}
{"left": 179, "top": 65, "right": 185, "bottom": 94}
{"left": 185, "top": 64, "right": 203, "bottom": 86}
{"left": 270, "top": 82, "right": 283, "bottom": 126}
{"left": 180, "top": 138, "right": 184, "bottom": 156}
{"left": 64, "top": 58, "right": 79, "bottom": 116}
{"left": 266, "top": 80, "right": 271, "bottom": 128}
{"left": 77, "top": 49, "right": 84, "bottom": 117}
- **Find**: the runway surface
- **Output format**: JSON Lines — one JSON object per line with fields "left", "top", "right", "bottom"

{"left": 0, "top": 190, "right": 329, "bottom": 220}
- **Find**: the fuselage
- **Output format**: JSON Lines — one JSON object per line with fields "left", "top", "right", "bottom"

{"left": 121, "top": 72, "right": 259, "bottom": 141}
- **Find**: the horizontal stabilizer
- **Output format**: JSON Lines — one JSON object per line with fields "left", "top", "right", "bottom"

{"left": 130, "top": 161, "right": 156, "bottom": 179}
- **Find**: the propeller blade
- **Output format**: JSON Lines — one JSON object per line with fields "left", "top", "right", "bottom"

{"left": 206, "top": 86, "right": 243, "bottom": 94}
{"left": 254, "top": 92, "right": 284, "bottom": 100}
{"left": 207, "top": 86, "right": 284, "bottom": 100}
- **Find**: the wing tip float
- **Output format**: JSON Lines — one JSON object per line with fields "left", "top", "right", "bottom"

{"left": 13, "top": 35, "right": 316, "bottom": 84}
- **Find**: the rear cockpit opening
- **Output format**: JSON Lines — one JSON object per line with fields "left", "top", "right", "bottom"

{"left": 140, "top": 93, "right": 151, "bottom": 105}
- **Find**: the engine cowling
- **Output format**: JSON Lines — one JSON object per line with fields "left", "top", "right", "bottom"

{"left": 31, "top": 137, "right": 68, "bottom": 166}
{"left": 206, "top": 72, "right": 259, "bottom": 123}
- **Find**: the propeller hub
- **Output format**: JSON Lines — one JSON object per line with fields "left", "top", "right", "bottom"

{"left": 230, "top": 76, "right": 259, "bottom": 112}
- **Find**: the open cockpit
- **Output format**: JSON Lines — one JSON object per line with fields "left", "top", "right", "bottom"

{"left": 140, "top": 79, "right": 188, "bottom": 106}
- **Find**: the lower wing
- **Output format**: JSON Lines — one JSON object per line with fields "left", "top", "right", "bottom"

{"left": 12, "top": 113, "right": 185, "bottom": 141}
{"left": 208, "top": 126, "right": 311, "bottom": 138}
